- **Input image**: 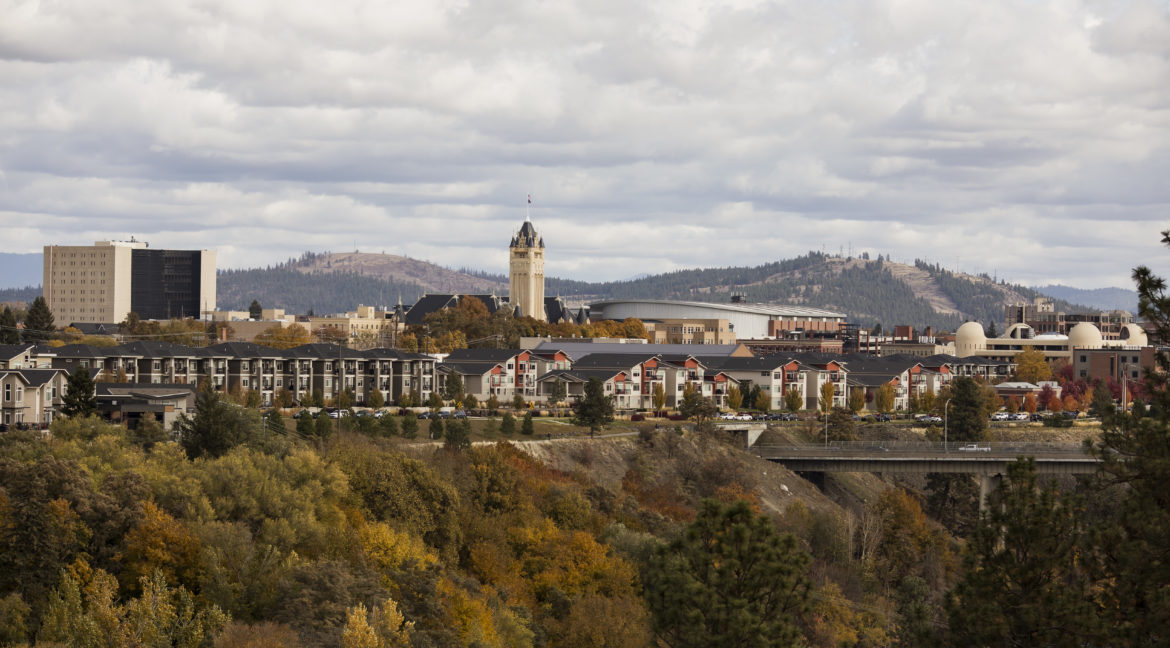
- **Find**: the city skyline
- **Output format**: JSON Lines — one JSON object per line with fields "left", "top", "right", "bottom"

{"left": 1, "top": 0, "right": 1168, "bottom": 289}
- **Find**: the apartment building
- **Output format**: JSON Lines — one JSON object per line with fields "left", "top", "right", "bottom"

{"left": 43, "top": 240, "right": 216, "bottom": 324}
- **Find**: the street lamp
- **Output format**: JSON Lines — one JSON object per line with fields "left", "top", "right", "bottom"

{"left": 943, "top": 397, "right": 953, "bottom": 453}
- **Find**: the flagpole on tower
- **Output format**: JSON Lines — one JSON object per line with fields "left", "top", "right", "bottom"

{"left": 526, "top": 193, "right": 531, "bottom": 222}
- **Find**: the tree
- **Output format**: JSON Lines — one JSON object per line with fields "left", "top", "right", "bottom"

{"left": 573, "top": 377, "right": 614, "bottom": 432}
{"left": 367, "top": 389, "right": 384, "bottom": 409}
{"left": 875, "top": 382, "right": 895, "bottom": 413}
{"left": 0, "top": 306, "right": 18, "bottom": 344}
{"left": 253, "top": 323, "right": 312, "bottom": 349}
{"left": 249, "top": 299, "right": 262, "bottom": 319}
{"left": 1023, "top": 392, "right": 1038, "bottom": 414}
{"left": 444, "top": 418, "right": 470, "bottom": 451}
{"left": 644, "top": 499, "right": 811, "bottom": 648}
{"left": 679, "top": 385, "right": 717, "bottom": 427}
{"left": 985, "top": 321, "right": 999, "bottom": 338}
{"left": 826, "top": 407, "right": 856, "bottom": 441}
{"left": 461, "top": 393, "right": 477, "bottom": 411}
{"left": 442, "top": 372, "right": 464, "bottom": 403}
{"left": 819, "top": 380, "right": 835, "bottom": 415}
{"left": 1014, "top": 346, "right": 1052, "bottom": 384}
{"left": 753, "top": 389, "right": 771, "bottom": 412}
{"left": 784, "top": 388, "right": 803, "bottom": 413}
{"left": 652, "top": 383, "right": 667, "bottom": 412}
{"left": 486, "top": 394, "right": 500, "bottom": 411}
{"left": 947, "top": 459, "right": 1098, "bottom": 647}
{"left": 511, "top": 393, "right": 525, "bottom": 410}
{"left": 925, "top": 377, "right": 987, "bottom": 535}
{"left": 426, "top": 391, "right": 442, "bottom": 411}
{"left": 275, "top": 387, "right": 295, "bottom": 408}
{"left": 1082, "top": 232, "right": 1170, "bottom": 644}
{"left": 726, "top": 385, "right": 743, "bottom": 411}
{"left": 1089, "top": 379, "right": 1114, "bottom": 418}
{"left": 379, "top": 414, "right": 399, "bottom": 437}
{"left": 499, "top": 412, "right": 516, "bottom": 435}
{"left": 23, "top": 296, "right": 54, "bottom": 341}
{"left": 400, "top": 416, "right": 418, "bottom": 439}
{"left": 178, "top": 381, "right": 260, "bottom": 458}
{"left": 296, "top": 412, "right": 316, "bottom": 437}
{"left": 315, "top": 412, "right": 334, "bottom": 439}
{"left": 848, "top": 387, "right": 866, "bottom": 413}
{"left": 61, "top": 367, "right": 98, "bottom": 418}
{"left": 521, "top": 412, "right": 535, "bottom": 436}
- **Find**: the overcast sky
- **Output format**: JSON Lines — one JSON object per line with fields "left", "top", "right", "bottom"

{"left": 1, "top": 0, "right": 1168, "bottom": 289}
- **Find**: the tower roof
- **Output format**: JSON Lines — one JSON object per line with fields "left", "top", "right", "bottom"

{"left": 511, "top": 221, "right": 544, "bottom": 248}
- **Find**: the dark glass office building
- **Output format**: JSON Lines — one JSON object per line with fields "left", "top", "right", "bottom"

{"left": 130, "top": 249, "right": 209, "bottom": 319}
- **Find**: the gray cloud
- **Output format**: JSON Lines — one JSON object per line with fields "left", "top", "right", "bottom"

{"left": 1, "top": 0, "right": 1168, "bottom": 291}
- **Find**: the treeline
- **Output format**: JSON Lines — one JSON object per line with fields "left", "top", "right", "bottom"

{"left": 217, "top": 267, "right": 426, "bottom": 315}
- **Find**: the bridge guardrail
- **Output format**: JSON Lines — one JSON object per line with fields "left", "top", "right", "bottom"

{"left": 750, "top": 440, "right": 1090, "bottom": 455}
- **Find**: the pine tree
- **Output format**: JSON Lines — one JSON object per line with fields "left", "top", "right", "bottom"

{"left": 520, "top": 412, "right": 534, "bottom": 436}
{"left": 296, "top": 412, "right": 315, "bottom": 437}
{"left": 499, "top": 412, "right": 516, "bottom": 435}
{"left": 0, "top": 306, "right": 18, "bottom": 344}
{"left": 23, "top": 297, "right": 54, "bottom": 341}
{"left": 400, "top": 416, "right": 418, "bottom": 439}
{"left": 61, "top": 368, "right": 97, "bottom": 418}
{"left": 572, "top": 377, "right": 614, "bottom": 432}
{"left": 177, "top": 381, "right": 260, "bottom": 458}
{"left": 946, "top": 459, "right": 1098, "bottom": 646}
{"left": 645, "top": 499, "right": 811, "bottom": 648}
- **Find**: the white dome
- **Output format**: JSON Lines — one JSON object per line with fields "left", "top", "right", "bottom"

{"left": 1119, "top": 323, "right": 1148, "bottom": 346}
{"left": 955, "top": 322, "right": 987, "bottom": 357}
{"left": 1067, "top": 322, "right": 1103, "bottom": 349}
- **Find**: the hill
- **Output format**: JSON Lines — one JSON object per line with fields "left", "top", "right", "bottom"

{"left": 218, "top": 251, "right": 1101, "bottom": 329}
{"left": 1033, "top": 284, "right": 1138, "bottom": 313}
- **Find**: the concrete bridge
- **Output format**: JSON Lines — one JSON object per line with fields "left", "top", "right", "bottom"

{"left": 752, "top": 441, "right": 1100, "bottom": 507}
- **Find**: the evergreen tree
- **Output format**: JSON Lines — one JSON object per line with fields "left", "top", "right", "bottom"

{"left": 379, "top": 414, "right": 399, "bottom": 437}
{"left": 0, "top": 306, "right": 18, "bottom": 344}
{"left": 400, "top": 416, "right": 418, "bottom": 439}
{"left": 947, "top": 459, "right": 1098, "bottom": 647}
{"left": 23, "top": 297, "right": 54, "bottom": 341}
{"left": 296, "top": 412, "right": 315, "bottom": 437}
{"left": 572, "top": 378, "right": 614, "bottom": 432}
{"left": 249, "top": 299, "right": 262, "bottom": 319}
{"left": 443, "top": 418, "right": 470, "bottom": 451}
{"left": 679, "top": 386, "right": 717, "bottom": 426}
{"left": 177, "top": 381, "right": 260, "bottom": 458}
{"left": 644, "top": 499, "right": 811, "bottom": 648}
{"left": 511, "top": 393, "right": 525, "bottom": 410}
{"left": 442, "top": 373, "right": 464, "bottom": 403}
{"left": 499, "top": 412, "right": 516, "bottom": 435}
{"left": 61, "top": 368, "right": 97, "bottom": 418}
{"left": 314, "top": 411, "right": 334, "bottom": 439}
{"left": 428, "top": 417, "right": 444, "bottom": 440}
{"left": 520, "top": 412, "right": 534, "bottom": 436}
{"left": 548, "top": 379, "right": 568, "bottom": 407}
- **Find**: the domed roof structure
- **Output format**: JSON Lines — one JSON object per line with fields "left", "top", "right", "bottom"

{"left": 955, "top": 321, "right": 987, "bottom": 357}
{"left": 1119, "top": 323, "right": 1148, "bottom": 346}
{"left": 1067, "top": 322, "right": 1103, "bottom": 349}
{"left": 1005, "top": 323, "right": 1035, "bottom": 340}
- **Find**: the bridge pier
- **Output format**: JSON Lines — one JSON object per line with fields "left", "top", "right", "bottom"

{"left": 978, "top": 473, "right": 1002, "bottom": 512}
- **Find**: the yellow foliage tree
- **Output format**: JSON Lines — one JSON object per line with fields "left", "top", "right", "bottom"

{"left": 1014, "top": 346, "right": 1052, "bottom": 383}
{"left": 118, "top": 501, "right": 202, "bottom": 595}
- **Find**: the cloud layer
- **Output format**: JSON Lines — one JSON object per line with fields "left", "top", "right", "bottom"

{"left": 2, "top": 0, "right": 1168, "bottom": 288}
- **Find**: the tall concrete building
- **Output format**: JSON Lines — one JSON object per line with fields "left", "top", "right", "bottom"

{"left": 43, "top": 240, "right": 216, "bottom": 324}
{"left": 509, "top": 218, "right": 545, "bottom": 321}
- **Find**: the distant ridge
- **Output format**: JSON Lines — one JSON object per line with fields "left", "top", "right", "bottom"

{"left": 1032, "top": 284, "right": 1138, "bottom": 313}
{"left": 219, "top": 251, "right": 1108, "bottom": 330}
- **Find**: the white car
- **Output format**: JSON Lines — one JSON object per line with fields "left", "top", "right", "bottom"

{"left": 958, "top": 444, "right": 990, "bottom": 452}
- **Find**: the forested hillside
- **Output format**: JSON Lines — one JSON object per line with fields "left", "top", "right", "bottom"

{"left": 218, "top": 251, "right": 1101, "bottom": 328}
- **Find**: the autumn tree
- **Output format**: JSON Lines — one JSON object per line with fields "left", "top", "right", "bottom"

{"left": 645, "top": 499, "right": 811, "bottom": 648}
{"left": 875, "top": 382, "right": 895, "bottom": 413}
{"left": 652, "top": 383, "right": 667, "bottom": 412}
{"left": 1014, "top": 346, "right": 1052, "bottom": 384}
{"left": 784, "top": 388, "right": 803, "bottom": 413}
{"left": 819, "top": 381, "right": 835, "bottom": 415}
{"left": 848, "top": 387, "right": 866, "bottom": 413}
{"left": 253, "top": 323, "right": 312, "bottom": 349}
{"left": 753, "top": 389, "right": 771, "bottom": 412}
{"left": 726, "top": 385, "right": 743, "bottom": 410}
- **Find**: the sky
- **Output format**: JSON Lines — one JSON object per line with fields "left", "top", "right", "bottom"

{"left": 1, "top": 0, "right": 1168, "bottom": 289}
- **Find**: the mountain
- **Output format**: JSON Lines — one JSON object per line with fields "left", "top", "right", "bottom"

{"left": 1032, "top": 284, "right": 1138, "bottom": 313}
{"left": 219, "top": 250, "right": 1104, "bottom": 330}
{"left": 0, "top": 253, "right": 42, "bottom": 290}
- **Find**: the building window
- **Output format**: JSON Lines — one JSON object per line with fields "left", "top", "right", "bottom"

{"left": 242, "top": 378, "right": 249, "bottom": 387}
{"left": 3, "top": 384, "right": 9, "bottom": 401}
